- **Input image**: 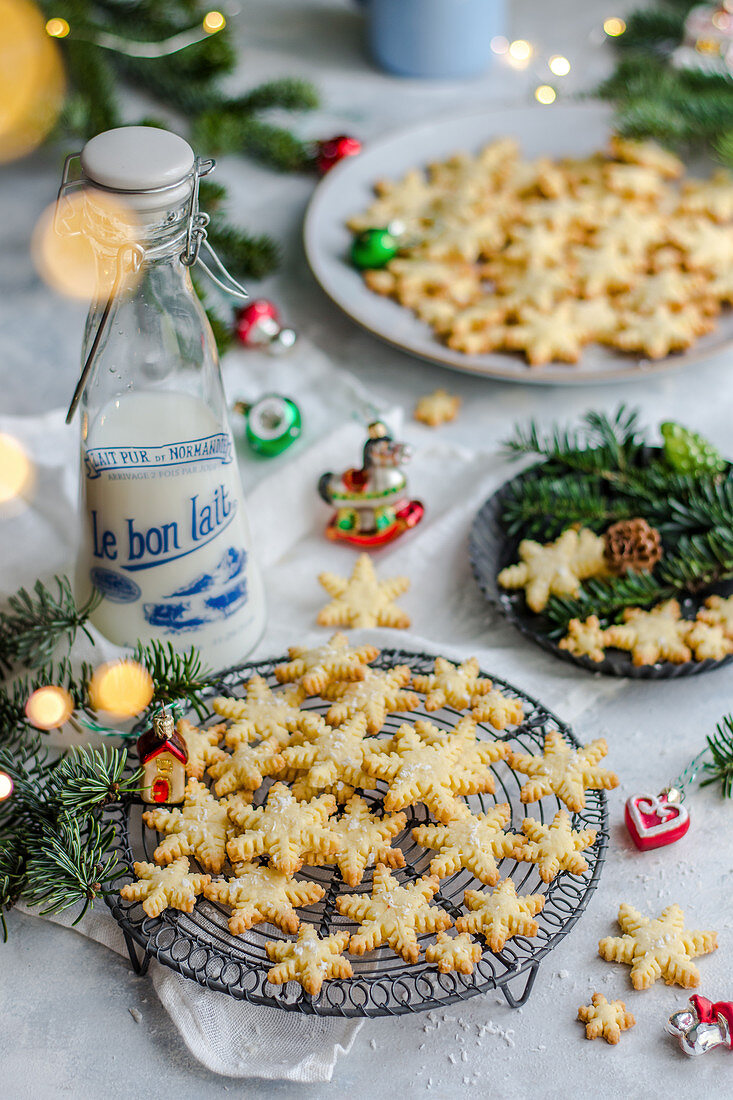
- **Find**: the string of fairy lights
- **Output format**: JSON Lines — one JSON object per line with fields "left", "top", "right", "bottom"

{"left": 490, "top": 15, "right": 628, "bottom": 105}
{"left": 45, "top": 7, "right": 228, "bottom": 54}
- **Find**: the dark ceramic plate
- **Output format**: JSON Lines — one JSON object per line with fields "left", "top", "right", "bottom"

{"left": 469, "top": 465, "right": 733, "bottom": 679}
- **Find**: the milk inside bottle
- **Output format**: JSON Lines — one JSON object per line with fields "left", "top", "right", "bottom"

{"left": 66, "top": 126, "right": 266, "bottom": 667}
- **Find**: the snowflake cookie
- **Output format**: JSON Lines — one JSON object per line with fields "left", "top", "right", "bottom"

{"left": 176, "top": 718, "right": 227, "bottom": 779}
{"left": 497, "top": 527, "right": 607, "bottom": 613}
{"left": 317, "top": 554, "right": 411, "bottom": 630}
{"left": 698, "top": 594, "right": 733, "bottom": 638}
{"left": 514, "top": 810, "right": 597, "bottom": 883}
{"left": 211, "top": 675, "right": 307, "bottom": 748}
{"left": 143, "top": 778, "right": 231, "bottom": 874}
{"left": 301, "top": 795, "right": 406, "bottom": 886}
{"left": 414, "top": 388, "right": 461, "bottom": 427}
{"left": 558, "top": 615, "right": 608, "bottom": 663}
{"left": 411, "top": 656, "right": 492, "bottom": 712}
{"left": 598, "top": 902, "right": 718, "bottom": 990}
{"left": 411, "top": 802, "right": 520, "bottom": 886}
{"left": 204, "top": 863, "right": 325, "bottom": 936}
{"left": 686, "top": 620, "right": 733, "bottom": 662}
{"left": 455, "top": 878, "right": 545, "bottom": 953}
{"left": 274, "top": 633, "right": 379, "bottom": 696}
{"left": 425, "top": 931, "right": 483, "bottom": 975}
{"left": 280, "top": 713, "right": 373, "bottom": 801}
{"left": 604, "top": 599, "right": 692, "bottom": 666}
{"left": 335, "top": 863, "right": 451, "bottom": 964}
{"left": 507, "top": 730, "right": 619, "bottom": 813}
{"left": 225, "top": 782, "right": 339, "bottom": 875}
{"left": 265, "top": 926, "right": 353, "bottom": 997}
{"left": 120, "top": 857, "right": 211, "bottom": 918}
{"left": 577, "top": 993, "right": 636, "bottom": 1044}
{"left": 206, "top": 739, "right": 286, "bottom": 798}
{"left": 322, "top": 665, "right": 419, "bottom": 735}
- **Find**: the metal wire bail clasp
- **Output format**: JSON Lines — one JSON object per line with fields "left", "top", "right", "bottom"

{"left": 181, "top": 157, "right": 248, "bottom": 301}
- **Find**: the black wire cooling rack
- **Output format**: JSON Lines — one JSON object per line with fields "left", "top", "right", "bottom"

{"left": 104, "top": 649, "right": 609, "bottom": 1018}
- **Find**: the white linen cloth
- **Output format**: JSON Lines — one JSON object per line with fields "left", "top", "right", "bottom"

{"left": 2, "top": 340, "right": 624, "bottom": 1080}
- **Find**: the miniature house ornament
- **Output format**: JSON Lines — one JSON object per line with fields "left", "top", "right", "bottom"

{"left": 318, "top": 421, "right": 424, "bottom": 548}
{"left": 138, "top": 708, "right": 188, "bottom": 804}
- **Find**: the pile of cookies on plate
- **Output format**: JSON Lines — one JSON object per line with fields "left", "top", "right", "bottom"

{"left": 121, "top": 635, "right": 619, "bottom": 996}
{"left": 497, "top": 526, "right": 733, "bottom": 665}
{"left": 350, "top": 135, "right": 733, "bottom": 365}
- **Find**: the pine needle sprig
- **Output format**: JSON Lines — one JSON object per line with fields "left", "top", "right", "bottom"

{"left": 0, "top": 833, "right": 26, "bottom": 941}
{"left": 0, "top": 659, "right": 90, "bottom": 745}
{"left": 132, "top": 640, "right": 214, "bottom": 720}
{"left": 500, "top": 475, "right": 630, "bottom": 539}
{"left": 0, "top": 576, "right": 101, "bottom": 673}
{"left": 22, "top": 815, "right": 119, "bottom": 923}
{"left": 544, "top": 572, "right": 672, "bottom": 634}
{"left": 700, "top": 714, "right": 733, "bottom": 798}
{"left": 503, "top": 405, "right": 646, "bottom": 475}
{"left": 43, "top": 747, "right": 142, "bottom": 816}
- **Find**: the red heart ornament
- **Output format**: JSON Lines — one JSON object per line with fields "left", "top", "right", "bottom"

{"left": 624, "top": 792, "right": 690, "bottom": 851}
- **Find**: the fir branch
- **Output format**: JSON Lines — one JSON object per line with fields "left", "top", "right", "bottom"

{"left": 206, "top": 223, "right": 281, "bottom": 281}
{"left": 544, "top": 572, "right": 673, "bottom": 634}
{"left": 193, "top": 110, "right": 314, "bottom": 172}
{"left": 43, "top": 746, "right": 142, "bottom": 816}
{"left": 0, "top": 743, "right": 54, "bottom": 828}
{"left": 228, "top": 78, "right": 320, "bottom": 115}
{"left": 0, "top": 659, "right": 90, "bottom": 743}
{"left": 132, "top": 640, "right": 214, "bottom": 719}
{"left": 701, "top": 714, "right": 733, "bottom": 798}
{"left": 500, "top": 475, "right": 625, "bottom": 539}
{"left": 22, "top": 815, "right": 119, "bottom": 922}
{"left": 0, "top": 833, "right": 26, "bottom": 941}
{"left": 503, "top": 405, "right": 645, "bottom": 474}
{"left": 0, "top": 576, "right": 101, "bottom": 673}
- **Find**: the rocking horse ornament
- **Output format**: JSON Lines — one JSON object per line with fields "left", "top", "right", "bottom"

{"left": 318, "top": 421, "right": 424, "bottom": 548}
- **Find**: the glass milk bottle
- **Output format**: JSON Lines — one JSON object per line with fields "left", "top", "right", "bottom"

{"left": 60, "top": 126, "right": 266, "bottom": 667}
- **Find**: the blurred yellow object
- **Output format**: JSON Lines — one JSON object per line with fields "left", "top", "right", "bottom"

{"left": 549, "top": 55, "right": 570, "bottom": 76}
{"left": 32, "top": 189, "right": 140, "bottom": 301}
{"left": 603, "top": 17, "right": 626, "bottom": 37}
{"left": 45, "top": 15, "right": 69, "bottom": 37}
{"left": 88, "top": 659, "right": 154, "bottom": 718}
{"left": 0, "top": 0, "right": 65, "bottom": 163}
{"left": 509, "top": 39, "right": 532, "bottom": 61}
{"left": 0, "top": 772, "right": 13, "bottom": 801}
{"left": 535, "top": 85, "right": 557, "bottom": 105}
{"left": 202, "top": 10, "right": 225, "bottom": 34}
{"left": 0, "top": 433, "right": 32, "bottom": 505}
{"left": 25, "top": 685, "right": 75, "bottom": 730}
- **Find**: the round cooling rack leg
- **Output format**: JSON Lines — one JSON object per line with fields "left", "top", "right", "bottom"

{"left": 501, "top": 963, "right": 540, "bottom": 1009}
{"left": 123, "top": 928, "right": 152, "bottom": 977}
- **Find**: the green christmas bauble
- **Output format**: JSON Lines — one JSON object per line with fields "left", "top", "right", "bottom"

{"left": 350, "top": 227, "right": 399, "bottom": 270}
{"left": 245, "top": 395, "right": 302, "bottom": 457}
{"left": 660, "top": 421, "right": 726, "bottom": 476}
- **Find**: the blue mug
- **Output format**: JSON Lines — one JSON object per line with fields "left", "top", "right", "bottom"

{"left": 355, "top": 0, "right": 506, "bottom": 79}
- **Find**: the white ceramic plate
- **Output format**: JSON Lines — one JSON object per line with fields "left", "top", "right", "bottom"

{"left": 304, "top": 102, "right": 733, "bottom": 385}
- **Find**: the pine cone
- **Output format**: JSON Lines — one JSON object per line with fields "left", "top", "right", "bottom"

{"left": 604, "top": 518, "right": 662, "bottom": 574}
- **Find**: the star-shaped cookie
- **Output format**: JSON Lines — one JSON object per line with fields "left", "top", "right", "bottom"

{"left": 362, "top": 718, "right": 502, "bottom": 822}
{"left": 698, "top": 594, "right": 733, "bottom": 638}
{"left": 507, "top": 730, "right": 618, "bottom": 812}
{"left": 336, "top": 863, "right": 451, "bottom": 964}
{"left": 411, "top": 656, "right": 492, "bottom": 712}
{"left": 322, "top": 665, "right": 419, "bottom": 734}
{"left": 599, "top": 902, "right": 718, "bottom": 989}
{"left": 204, "top": 863, "right": 325, "bottom": 935}
{"left": 503, "top": 302, "right": 592, "bottom": 366}
{"left": 425, "top": 931, "right": 483, "bottom": 975}
{"left": 456, "top": 878, "right": 545, "bottom": 953}
{"left": 613, "top": 303, "right": 712, "bottom": 359}
{"left": 514, "top": 810, "right": 597, "bottom": 883}
{"left": 265, "top": 926, "right": 353, "bottom": 996}
{"left": 177, "top": 718, "right": 227, "bottom": 779}
{"left": 497, "top": 527, "right": 607, "bottom": 613}
{"left": 471, "top": 688, "right": 524, "bottom": 730}
{"left": 274, "top": 633, "right": 380, "bottom": 696}
{"left": 207, "top": 739, "right": 286, "bottom": 798}
{"left": 686, "top": 620, "right": 733, "bottom": 661}
{"left": 143, "top": 778, "right": 231, "bottom": 873}
{"left": 578, "top": 993, "right": 636, "bottom": 1044}
{"left": 604, "top": 599, "right": 692, "bottom": 666}
{"left": 211, "top": 675, "right": 308, "bottom": 748}
{"left": 302, "top": 795, "right": 406, "bottom": 886}
{"left": 414, "top": 388, "right": 461, "bottom": 427}
{"left": 317, "top": 554, "right": 411, "bottom": 630}
{"left": 226, "top": 782, "right": 339, "bottom": 875}
{"left": 412, "top": 802, "right": 520, "bottom": 885}
{"left": 120, "top": 857, "right": 211, "bottom": 918}
{"left": 558, "top": 615, "right": 608, "bottom": 663}
{"left": 280, "top": 713, "right": 373, "bottom": 801}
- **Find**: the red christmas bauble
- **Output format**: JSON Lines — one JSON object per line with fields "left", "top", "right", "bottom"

{"left": 315, "top": 135, "right": 362, "bottom": 175}
{"left": 235, "top": 299, "right": 280, "bottom": 346}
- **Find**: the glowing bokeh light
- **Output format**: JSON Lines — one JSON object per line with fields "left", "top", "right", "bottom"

{"left": 0, "top": 0, "right": 66, "bottom": 163}
{"left": 0, "top": 772, "right": 13, "bottom": 801}
{"left": 202, "top": 10, "right": 225, "bottom": 34}
{"left": 603, "top": 17, "right": 627, "bottom": 37}
{"left": 45, "top": 16, "right": 69, "bottom": 37}
{"left": 509, "top": 39, "right": 532, "bottom": 61}
{"left": 32, "top": 189, "right": 139, "bottom": 301}
{"left": 549, "top": 55, "right": 571, "bottom": 76}
{"left": 88, "top": 660, "right": 154, "bottom": 718}
{"left": 535, "top": 85, "right": 557, "bottom": 105}
{"left": 0, "top": 434, "right": 32, "bottom": 504}
{"left": 25, "top": 685, "right": 75, "bottom": 730}
{"left": 490, "top": 35, "right": 509, "bottom": 55}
